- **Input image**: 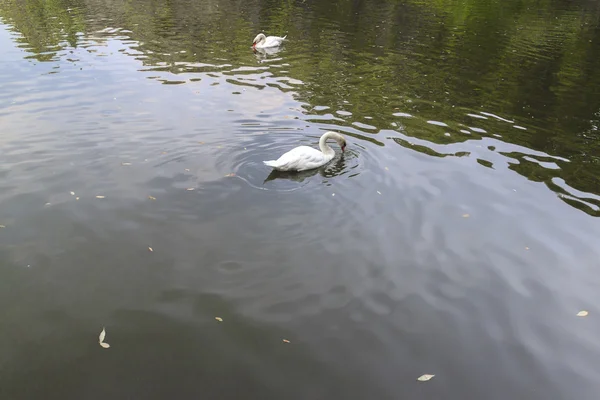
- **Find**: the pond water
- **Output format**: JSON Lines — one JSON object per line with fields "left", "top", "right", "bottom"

{"left": 1, "top": 0, "right": 599, "bottom": 398}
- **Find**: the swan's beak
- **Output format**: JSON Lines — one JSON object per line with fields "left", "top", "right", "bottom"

{"left": 341, "top": 145, "right": 346, "bottom": 152}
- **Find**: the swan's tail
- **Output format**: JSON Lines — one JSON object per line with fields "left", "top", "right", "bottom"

{"left": 263, "top": 160, "right": 279, "bottom": 168}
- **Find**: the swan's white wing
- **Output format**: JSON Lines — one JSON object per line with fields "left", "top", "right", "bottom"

{"left": 262, "top": 35, "right": 286, "bottom": 48}
{"left": 264, "top": 146, "right": 330, "bottom": 171}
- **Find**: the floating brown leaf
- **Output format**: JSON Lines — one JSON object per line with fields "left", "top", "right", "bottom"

{"left": 96, "top": 195, "right": 105, "bottom": 199}
{"left": 417, "top": 374, "right": 434, "bottom": 382}
{"left": 282, "top": 339, "right": 291, "bottom": 343}
{"left": 148, "top": 247, "right": 153, "bottom": 252}
{"left": 525, "top": 247, "right": 530, "bottom": 250}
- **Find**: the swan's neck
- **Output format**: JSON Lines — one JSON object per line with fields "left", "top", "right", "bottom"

{"left": 318, "top": 132, "right": 338, "bottom": 156}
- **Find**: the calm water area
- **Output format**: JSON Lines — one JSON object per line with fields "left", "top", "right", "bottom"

{"left": 1, "top": 0, "right": 600, "bottom": 398}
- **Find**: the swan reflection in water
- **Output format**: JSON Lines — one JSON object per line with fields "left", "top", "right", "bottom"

{"left": 253, "top": 45, "right": 283, "bottom": 61}
{"left": 263, "top": 155, "right": 348, "bottom": 184}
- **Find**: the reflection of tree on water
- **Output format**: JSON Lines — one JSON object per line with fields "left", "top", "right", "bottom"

{"left": 1, "top": 0, "right": 600, "bottom": 214}
{"left": 263, "top": 154, "right": 347, "bottom": 184}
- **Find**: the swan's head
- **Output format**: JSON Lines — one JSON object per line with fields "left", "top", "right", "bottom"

{"left": 252, "top": 33, "right": 266, "bottom": 47}
{"left": 334, "top": 133, "right": 347, "bottom": 152}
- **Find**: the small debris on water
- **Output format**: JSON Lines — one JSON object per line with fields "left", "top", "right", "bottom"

{"left": 282, "top": 339, "right": 291, "bottom": 343}
{"left": 186, "top": 188, "right": 195, "bottom": 191}
{"left": 225, "top": 173, "right": 235, "bottom": 177}
{"left": 215, "top": 317, "right": 223, "bottom": 322}
{"left": 577, "top": 310, "right": 589, "bottom": 317}
{"left": 525, "top": 247, "right": 530, "bottom": 250}
{"left": 462, "top": 213, "right": 470, "bottom": 218}
{"left": 96, "top": 195, "right": 105, "bottom": 199}
{"left": 99, "top": 327, "right": 110, "bottom": 349}
{"left": 417, "top": 374, "right": 434, "bottom": 382}
{"left": 70, "top": 191, "right": 75, "bottom": 196}
{"left": 121, "top": 162, "right": 132, "bottom": 166}
{"left": 45, "top": 203, "right": 51, "bottom": 206}
{"left": 148, "top": 247, "right": 153, "bottom": 252}
{"left": 148, "top": 195, "right": 156, "bottom": 200}
{"left": 332, "top": 193, "right": 335, "bottom": 196}
{"left": 185, "top": 169, "right": 190, "bottom": 172}
{"left": 0, "top": 225, "right": 5, "bottom": 228}
{"left": 377, "top": 191, "right": 382, "bottom": 195}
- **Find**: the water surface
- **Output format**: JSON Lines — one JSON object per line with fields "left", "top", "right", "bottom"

{"left": 1, "top": 0, "right": 600, "bottom": 399}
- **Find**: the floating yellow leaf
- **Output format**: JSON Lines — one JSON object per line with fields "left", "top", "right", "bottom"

{"left": 462, "top": 214, "right": 470, "bottom": 218}
{"left": 70, "top": 191, "right": 75, "bottom": 196}
{"left": 121, "top": 162, "right": 132, "bottom": 166}
{"left": 385, "top": 167, "right": 389, "bottom": 171}
{"left": 100, "top": 342, "right": 110, "bottom": 348}
{"left": 0, "top": 225, "right": 5, "bottom": 228}
{"left": 96, "top": 195, "right": 105, "bottom": 199}
{"left": 76, "top": 197, "right": 80, "bottom": 200}
{"left": 186, "top": 188, "right": 195, "bottom": 191}
{"left": 282, "top": 339, "right": 291, "bottom": 343}
{"left": 577, "top": 310, "right": 589, "bottom": 317}
{"left": 215, "top": 317, "right": 223, "bottom": 322}
{"left": 148, "top": 247, "right": 153, "bottom": 252}
{"left": 417, "top": 374, "right": 435, "bottom": 382}
{"left": 148, "top": 195, "right": 156, "bottom": 200}
{"left": 525, "top": 247, "right": 530, "bottom": 250}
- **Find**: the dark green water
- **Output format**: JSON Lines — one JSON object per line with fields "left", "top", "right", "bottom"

{"left": 1, "top": 0, "right": 599, "bottom": 399}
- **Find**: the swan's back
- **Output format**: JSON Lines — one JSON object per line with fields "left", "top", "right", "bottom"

{"left": 263, "top": 145, "right": 331, "bottom": 171}
{"left": 261, "top": 35, "right": 286, "bottom": 48}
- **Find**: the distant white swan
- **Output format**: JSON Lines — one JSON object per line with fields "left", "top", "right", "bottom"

{"left": 252, "top": 33, "right": 286, "bottom": 49}
{"left": 263, "top": 132, "right": 347, "bottom": 171}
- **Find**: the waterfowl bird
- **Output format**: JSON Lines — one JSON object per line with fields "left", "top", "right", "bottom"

{"left": 252, "top": 33, "right": 286, "bottom": 49}
{"left": 263, "top": 132, "right": 347, "bottom": 171}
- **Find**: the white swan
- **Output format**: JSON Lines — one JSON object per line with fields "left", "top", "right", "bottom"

{"left": 252, "top": 33, "right": 286, "bottom": 49}
{"left": 263, "top": 132, "right": 347, "bottom": 172}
